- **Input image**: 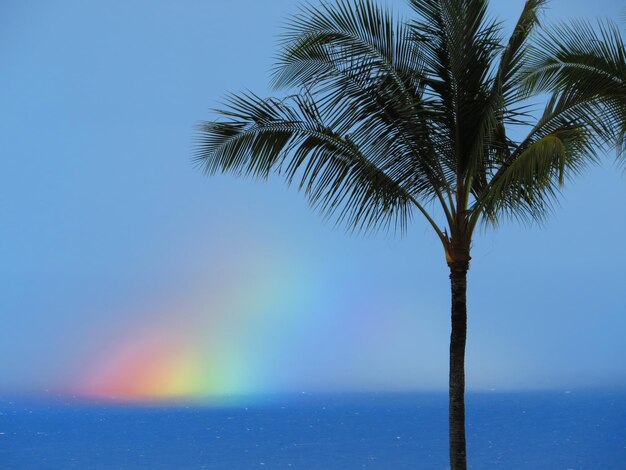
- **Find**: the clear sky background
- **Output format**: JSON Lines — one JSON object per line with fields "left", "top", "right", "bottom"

{"left": 1, "top": 0, "right": 625, "bottom": 400}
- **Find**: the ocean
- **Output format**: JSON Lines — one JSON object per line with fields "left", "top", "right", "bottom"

{"left": 1, "top": 391, "right": 624, "bottom": 469}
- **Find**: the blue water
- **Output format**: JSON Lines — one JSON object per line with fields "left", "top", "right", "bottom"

{"left": 1, "top": 391, "right": 625, "bottom": 469}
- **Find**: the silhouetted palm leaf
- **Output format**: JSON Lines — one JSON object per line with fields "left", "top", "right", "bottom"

{"left": 524, "top": 19, "right": 626, "bottom": 158}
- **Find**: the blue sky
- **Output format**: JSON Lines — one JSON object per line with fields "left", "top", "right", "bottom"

{"left": 1, "top": 0, "right": 625, "bottom": 397}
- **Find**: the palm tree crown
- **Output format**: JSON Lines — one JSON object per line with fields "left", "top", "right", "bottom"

{"left": 196, "top": 0, "right": 622, "bottom": 255}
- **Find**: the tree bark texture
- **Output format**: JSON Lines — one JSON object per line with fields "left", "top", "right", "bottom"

{"left": 449, "top": 260, "right": 469, "bottom": 470}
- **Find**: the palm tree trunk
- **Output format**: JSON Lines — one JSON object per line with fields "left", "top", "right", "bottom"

{"left": 449, "top": 259, "right": 469, "bottom": 470}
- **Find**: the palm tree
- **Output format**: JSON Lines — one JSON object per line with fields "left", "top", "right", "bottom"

{"left": 194, "top": 1, "right": 625, "bottom": 468}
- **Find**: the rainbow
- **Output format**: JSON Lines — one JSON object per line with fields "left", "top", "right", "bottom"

{"left": 68, "top": 232, "right": 429, "bottom": 402}
{"left": 73, "top": 240, "right": 318, "bottom": 402}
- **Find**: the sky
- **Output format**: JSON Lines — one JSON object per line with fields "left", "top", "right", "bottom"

{"left": 1, "top": 0, "right": 625, "bottom": 401}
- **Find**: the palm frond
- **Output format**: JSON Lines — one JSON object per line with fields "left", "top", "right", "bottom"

{"left": 272, "top": 0, "right": 455, "bottom": 211}
{"left": 273, "top": 0, "right": 420, "bottom": 98}
{"left": 195, "top": 91, "right": 418, "bottom": 233}
{"left": 475, "top": 128, "right": 594, "bottom": 226}
{"left": 409, "top": 0, "right": 503, "bottom": 188}
{"left": 473, "top": 93, "right": 598, "bottom": 227}
{"left": 523, "top": 19, "right": 626, "bottom": 156}
{"left": 497, "top": 0, "right": 549, "bottom": 100}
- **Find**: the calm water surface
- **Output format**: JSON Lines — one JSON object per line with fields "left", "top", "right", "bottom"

{"left": 1, "top": 392, "right": 624, "bottom": 469}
